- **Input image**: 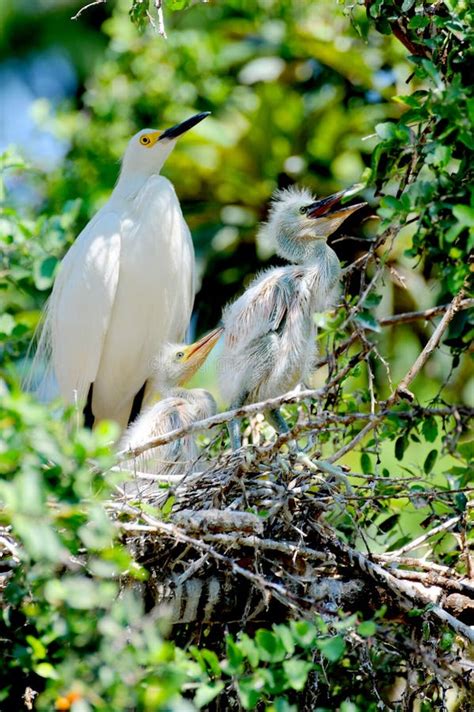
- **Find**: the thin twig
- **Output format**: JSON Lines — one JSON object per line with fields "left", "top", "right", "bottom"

{"left": 396, "top": 288, "right": 466, "bottom": 399}
{"left": 328, "top": 288, "right": 466, "bottom": 463}
{"left": 378, "top": 298, "right": 473, "bottom": 326}
{"left": 71, "top": 0, "right": 106, "bottom": 20}
{"left": 384, "top": 516, "right": 460, "bottom": 558}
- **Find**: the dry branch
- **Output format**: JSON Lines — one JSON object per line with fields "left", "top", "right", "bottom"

{"left": 313, "top": 523, "right": 474, "bottom": 644}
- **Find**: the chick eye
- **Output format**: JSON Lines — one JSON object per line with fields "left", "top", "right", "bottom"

{"left": 140, "top": 136, "right": 151, "bottom": 146}
{"left": 299, "top": 205, "right": 308, "bottom": 214}
{"left": 176, "top": 351, "right": 185, "bottom": 360}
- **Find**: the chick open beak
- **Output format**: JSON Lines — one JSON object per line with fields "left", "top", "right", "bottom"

{"left": 306, "top": 189, "right": 367, "bottom": 220}
{"left": 159, "top": 111, "right": 211, "bottom": 141}
{"left": 178, "top": 326, "right": 224, "bottom": 385}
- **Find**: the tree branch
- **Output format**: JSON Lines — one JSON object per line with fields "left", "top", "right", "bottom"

{"left": 313, "top": 523, "right": 474, "bottom": 644}
{"left": 328, "top": 288, "right": 467, "bottom": 463}
{"left": 71, "top": 0, "right": 106, "bottom": 21}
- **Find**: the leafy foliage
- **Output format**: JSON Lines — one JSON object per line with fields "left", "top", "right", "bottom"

{"left": 1, "top": 393, "right": 386, "bottom": 710}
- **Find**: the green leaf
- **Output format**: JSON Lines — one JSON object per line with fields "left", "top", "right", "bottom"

{"left": 282, "top": 658, "right": 313, "bottom": 691}
{"left": 439, "top": 631, "right": 454, "bottom": 651}
{"left": 160, "top": 495, "right": 175, "bottom": 518}
{"left": 271, "top": 699, "right": 298, "bottom": 712}
{"left": 375, "top": 122, "right": 397, "bottom": 141}
{"left": 0, "top": 314, "right": 16, "bottom": 337}
{"left": 289, "top": 620, "right": 317, "bottom": 648}
{"left": 237, "top": 633, "right": 260, "bottom": 668}
{"left": 453, "top": 205, "right": 474, "bottom": 228}
{"left": 355, "top": 311, "right": 381, "bottom": 332}
{"left": 273, "top": 624, "right": 296, "bottom": 656}
{"left": 195, "top": 682, "right": 225, "bottom": 709}
{"left": 34, "top": 662, "right": 59, "bottom": 679}
{"left": 316, "top": 635, "right": 346, "bottom": 662}
{"left": 380, "top": 195, "right": 403, "bottom": 211}
{"left": 408, "top": 15, "right": 430, "bottom": 29}
{"left": 26, "top": 635, "right": 47, "bottom": 660}
{"left": 360, "top": 453, "right": 372, "bottom": 475}
{"left": 201, "top": 649, "right": 222, "bottom": 678}
{"left": 395, "top": 435, "right": 407, "bottom": 461}
{"left": 357, "top": 620, "right": 377, "bottom": 637}
{"left": 422, "top": 417, "right": 438, "bottom": 443}
{"left": 237, "top": 676, "right": 262, "bottom": 710}
{"left": 33, "top": 256, "right": 58, "bottom": 291}
{"left": 364, "top": 292, "right": 383, "bottom": 308}
{"left": 225, "top": 636, "right": 244, "bottom": 673}
{"left": 423, "top": 449, "right": 438, "bottom": 474}
{"left": 255, "top": 629, "right": 286, "bottom": 662}
{"left": 458, "top": 441, "right": 474, "bottom": 462}
{"left": 340, "top": 703, "right": 359, "bottom": 712}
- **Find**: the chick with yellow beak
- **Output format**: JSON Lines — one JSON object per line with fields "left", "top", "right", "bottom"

{"left": 119, "top": 327, "right": 222, "bottom": 481}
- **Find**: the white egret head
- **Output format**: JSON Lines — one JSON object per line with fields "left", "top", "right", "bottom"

{"left": 259, "top": 186, "right": 366, "bottom": 263}
{"left": 152, "top": 326, "right": 223, "bottom": 392}
{"left": 120, "top": 111, "right": 210, "bottom": 177}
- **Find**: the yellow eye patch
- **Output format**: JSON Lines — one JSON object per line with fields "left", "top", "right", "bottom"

{"left": 139, "top": 132, "right": 161, "bottom": 148}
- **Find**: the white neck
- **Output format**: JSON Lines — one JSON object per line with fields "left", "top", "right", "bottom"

{"left": 112, "top": 169, "right": 156, "bottom": 201}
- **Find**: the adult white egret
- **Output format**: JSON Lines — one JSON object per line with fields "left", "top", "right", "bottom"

{"left": 218, "top": 186, "right": 366, "bottom": 448}
{"left": 37, "top": 112, "right": 210, "bottom": 429}
{"left": 119, "top": 326, "right": 222, "bottom": 480}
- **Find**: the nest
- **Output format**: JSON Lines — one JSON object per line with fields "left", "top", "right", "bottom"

{"left": 109, "top": 426, "right": 474, "bottom": 699}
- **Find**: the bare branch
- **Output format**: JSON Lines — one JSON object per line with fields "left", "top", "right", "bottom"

{"left": 378, "top": 298, "right": 474, "bottom": 326}
{"left": 384, "top": 515, "right": 461, "bottom": 558}
{"left": 71, "top": 0, "right": 106, "bottom": 21}
{"left": 314, "top": 524, "right": 474, "bottom": 644}
{"left": 328, "top": 287, "right": 467, "bottom": 463}
{"left": 396, "top": 287, "right": 466, "bottom": 398}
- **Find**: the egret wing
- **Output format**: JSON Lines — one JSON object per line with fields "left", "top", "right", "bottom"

{"left": 223, "top": 267, "right": 302, "bottom": 347}
{"left": 48, "top": 210, "right": 121, "bottom": 404}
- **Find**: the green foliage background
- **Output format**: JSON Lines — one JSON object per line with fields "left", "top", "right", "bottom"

{"left": 0, "top": 0, "right": 473, "bottom": 709}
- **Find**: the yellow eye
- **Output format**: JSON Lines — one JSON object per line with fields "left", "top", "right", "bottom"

{"left": 140, "top": 135, "right": 151, "bottom": 146}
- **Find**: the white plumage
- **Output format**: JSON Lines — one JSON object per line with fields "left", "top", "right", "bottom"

{"left": 119, "top": 328, "right": 222, "bottom": 481}
{"left": 220, "top": 263, "right": 339, "bottom": 406}
{"left": 36, "top": 113, "right": 210, "bottom": 429}
{"left": 120, "top": 388, "right": 216, "bottom": 478}
{"left": 218, "top": 186, "right": 366, "bottom": 447}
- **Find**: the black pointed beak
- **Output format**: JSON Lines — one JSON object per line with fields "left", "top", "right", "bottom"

{"left": 305, "top": 190, "right": 348, "bottom": 219}
{"left": 305, "top": 189, "right": 366, "bottom": 219}
{"left": 159, "top": 111, "right": 211, "bottom": 141}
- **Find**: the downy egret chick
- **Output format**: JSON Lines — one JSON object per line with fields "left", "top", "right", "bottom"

{"left": 35, "top": 112, "right": 210, "bottom": 430}
{"left": 219, "top": 187, "right": 366, "bottom": 449}
{"left": 120, "top": 327, "right": 222, "bottom": 483}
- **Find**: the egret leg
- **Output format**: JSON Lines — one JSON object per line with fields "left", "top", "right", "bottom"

{"left": 83, "top": 384, "right": 95, "bottom": 429}
{"left": 228, "top": 394, "right": 248, "bottom": 450}
{"left": 266, "top": 408, "right": 301, "bottom": 454}
{"left": 266, "top": 408, "right": 289, "bottom": 436}
{"left": 128, "top": 381, "right": 147, "bottom": 426}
